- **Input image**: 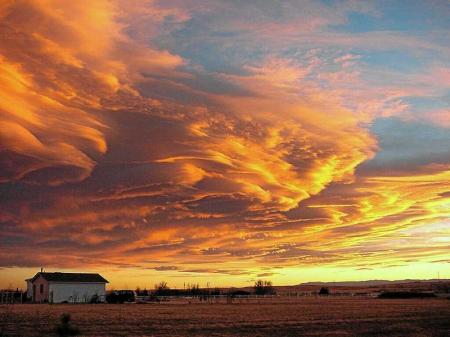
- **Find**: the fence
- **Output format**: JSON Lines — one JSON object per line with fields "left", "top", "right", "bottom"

{"left": 0, "top": 291, "right": 24, "bottom": 304}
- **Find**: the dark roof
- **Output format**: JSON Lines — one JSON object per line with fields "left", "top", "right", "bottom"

{"left": 30, "top": 272, "right": 109, "bottom": 283}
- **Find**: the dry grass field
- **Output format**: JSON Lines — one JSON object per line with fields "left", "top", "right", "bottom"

{"left": 1, "top": 297, "right": 449, "bottom": 337}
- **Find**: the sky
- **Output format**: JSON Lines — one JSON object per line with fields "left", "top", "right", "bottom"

{"left": 0, "top": 0, "right": 449, "bottom": 290}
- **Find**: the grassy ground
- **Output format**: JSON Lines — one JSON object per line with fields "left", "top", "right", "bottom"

{"left": 1, "top": 297, "right": 449, "bottom": 336}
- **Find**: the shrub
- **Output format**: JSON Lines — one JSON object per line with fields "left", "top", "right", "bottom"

{"left": 54, "top": 313, "right": 80, "bottom": 337}
{"left": 106, "top": 290, "right": 135, "bottom": 303}
{"left": 254, "top": 280, "right": 276, "bottom": 295}
{"left": 319, "top": 287, "right": 330, "bottom": 295}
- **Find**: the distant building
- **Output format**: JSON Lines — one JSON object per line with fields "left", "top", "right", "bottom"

{"left": 26, "top": 272, "right": 108, "bottom": 303}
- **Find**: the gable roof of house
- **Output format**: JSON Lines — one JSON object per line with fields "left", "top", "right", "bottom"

{"left": 30, "top": 272, "right": 109, "bottom": 283}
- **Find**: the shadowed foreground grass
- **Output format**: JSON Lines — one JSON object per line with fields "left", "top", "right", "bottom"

{"left": 1, "top": 297, "right": 449, "bottom": 336}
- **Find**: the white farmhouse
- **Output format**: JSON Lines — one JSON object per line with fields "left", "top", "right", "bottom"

{"left": 27, "top": 272, "right": 109, "bottom": 303}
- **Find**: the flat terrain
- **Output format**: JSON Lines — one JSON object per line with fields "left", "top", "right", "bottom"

{"left": 1, "top": 297, "right": 449, "bottom": 336}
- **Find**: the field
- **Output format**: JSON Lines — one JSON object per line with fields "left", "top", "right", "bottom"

{"left": 1, "top": 297, "right": 449, "bottom": 337}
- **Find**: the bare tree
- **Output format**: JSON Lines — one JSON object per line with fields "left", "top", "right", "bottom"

{"left": 154, "top": 281, "right": 170, "bottom": 296}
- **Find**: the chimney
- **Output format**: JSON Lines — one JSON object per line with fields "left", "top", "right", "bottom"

{"left": 40, "top": 267, "right": 43, "bottom": 273}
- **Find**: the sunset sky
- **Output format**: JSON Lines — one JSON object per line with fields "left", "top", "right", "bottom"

{"left": 0, "top": 0, "right": 449, "bottom": 290}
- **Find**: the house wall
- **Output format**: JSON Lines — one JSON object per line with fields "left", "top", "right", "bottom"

{"left": 32, "top": 275, "right": 49, "bottom": 303}
{"left": 48, "top": 282, "right": 106, "bottom": 303}
{"left": 26, "top": 280, "right": 33, "bottom": 299}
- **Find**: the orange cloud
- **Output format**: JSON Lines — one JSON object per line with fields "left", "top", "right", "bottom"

{"left": 0, "top": 0, "right": 184, "bottom": 185}
{"left": 0, "top": 0, "right": 449, "bottom": 288}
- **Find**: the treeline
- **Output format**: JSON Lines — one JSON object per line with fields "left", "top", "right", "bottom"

{"left": 378, "top": 291, "right": 436, "bottom": 299}
{"left": 107, "top": 279, "right": 277, "bottom": 303}
{"left": 144, "top": 279, "right": 276, "bottom": 297}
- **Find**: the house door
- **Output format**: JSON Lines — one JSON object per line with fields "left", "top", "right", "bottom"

{"left": 32, "top": 284, "right": 36, "bottom": 302}
{"left": 50, "top": 291, "right": 53, "bottom": 303}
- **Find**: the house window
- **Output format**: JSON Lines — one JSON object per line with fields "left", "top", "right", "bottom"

{"left": 40, "top": 284, "right": 44, "bottom": 294}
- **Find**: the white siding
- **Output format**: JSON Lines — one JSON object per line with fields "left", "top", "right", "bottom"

{"left": 48, "top": 282, "right": 106, "bottom": 303}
